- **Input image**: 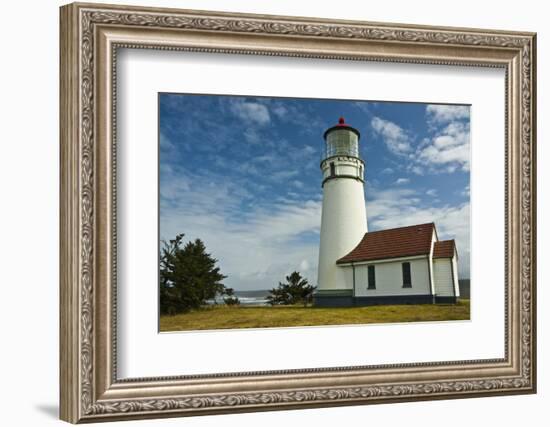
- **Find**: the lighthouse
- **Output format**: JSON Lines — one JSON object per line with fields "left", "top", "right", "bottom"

{"left": 313, "top": 117, "right": 460, "bottom": 307}
{"left": 315, "top": 117, "right": 368, "bottom": 306}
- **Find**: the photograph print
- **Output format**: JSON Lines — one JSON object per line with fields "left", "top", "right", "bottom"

{"left": 158, "top": 93, "right": 471, "bottom": 332}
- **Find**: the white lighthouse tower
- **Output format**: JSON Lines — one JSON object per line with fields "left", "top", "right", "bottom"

{"left": 315, "top": 117, "right": 368, "bottom": 306}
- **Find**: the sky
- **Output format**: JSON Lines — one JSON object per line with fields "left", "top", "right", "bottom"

{"left": 159, "top": 93, "right": 471, "bottom": 291}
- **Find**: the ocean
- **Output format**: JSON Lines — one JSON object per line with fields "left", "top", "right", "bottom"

{"left": 207, "top": 290, "right": 271, "bottom": 306}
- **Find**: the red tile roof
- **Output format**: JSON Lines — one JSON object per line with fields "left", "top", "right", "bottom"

{"left": 433, "top": 240, "right": 457, "bottom": 259}
{"left": 337, "top": 222, "right": 435, "bottom": 264}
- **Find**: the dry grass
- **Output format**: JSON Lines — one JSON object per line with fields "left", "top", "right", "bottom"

{"left": 159, "top": 299, "right": 470, "bottom": 332}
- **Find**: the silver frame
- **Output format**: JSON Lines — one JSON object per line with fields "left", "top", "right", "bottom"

{"left": 60, "top": 2, "right": 536, "bottom": 423}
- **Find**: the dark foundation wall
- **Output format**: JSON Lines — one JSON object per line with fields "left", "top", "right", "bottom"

{"left": 352, "top": 295, "right": 434, "bottom": 306}
{"left": 313, "top": 289, "right": 354, "bottom": 307}
{"left": 314, "top": 292, "right": 459, "bottom": 307}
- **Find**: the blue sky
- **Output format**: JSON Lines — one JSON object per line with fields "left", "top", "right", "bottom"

{"left": 159, "top": 93, "right": 470, "bottom": 291}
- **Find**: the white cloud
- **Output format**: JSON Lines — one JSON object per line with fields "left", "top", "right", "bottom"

{"left": 236, "top": 162, "right": 262, "bottom": 177}
{"left": 410, "top": 165, "right": 424, "bottom": 175}
{"left": 302, "top": 145, "right": 316, "bottom": 155}
{"left": 371, "top": 116, "right": 412, "bottom": 155}
{"left": 264, "top": 100, "right": 324, "bottom": 134}
{"left": 270, "top": 169, "right": 299, "bottom": 183}
{"left": 159, "top": 132, "right": 175, "bottom": 150}
{"left": 395, "top": 177, "right": 410, "bottom": 185}
{"left": 229, "top": 100, "right": 271, "bottom": 125}
{"left": 371, "top": 106, "right": 470, "bottom": 175}
{"left": 243, "top": 128, "right": 262, "bottom": 144}
{"left": 355, "top": 101, "right": 382, "bottom": 114}
{"left": 426, "top": 189, "right": 438, "bottom": 197}
{"left": 160, "top": 165, "right": 321, "bottom": 291}
{"left": 426, "top": 104, "right": 470, "bottom": 123}
{"left": 253, "top": 153, "right": 279, "bottom": 163}
{"left": 272, "top": 105, "right": 288, "bottom": 119}
{"left": 366, "top": 186, "right": 470, "bottom": 278}
{"left": 381, "top": 167, "right": 394, "bottom": 175}
{"left": 417, "top": 121, "right": 470, "bottom": 171}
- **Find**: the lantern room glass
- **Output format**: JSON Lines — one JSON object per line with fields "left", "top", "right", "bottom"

{"left": 325, "top": 129, "right": 359, "bottom": 158}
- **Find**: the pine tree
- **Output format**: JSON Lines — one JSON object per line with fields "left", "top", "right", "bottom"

{"left": 160, "top": 233, "right": 227, "bottom": 315}
{"left": 267, "top": 271, "right": 316, "bottom": 307}
{"left": 222, "top": 287, "right": 240, "bottom": 306}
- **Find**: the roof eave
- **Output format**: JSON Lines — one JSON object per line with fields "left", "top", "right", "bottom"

{"left": 337, "top": 252, "right": 430, "bottom": 265}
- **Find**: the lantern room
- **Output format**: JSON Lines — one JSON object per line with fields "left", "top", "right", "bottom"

{"left": 323, "top": 117, "right": 360, "bottom": 158}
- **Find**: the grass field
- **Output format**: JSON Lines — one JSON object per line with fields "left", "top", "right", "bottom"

{"left": 159, "top": 300, "right": 470, "bottom": 332}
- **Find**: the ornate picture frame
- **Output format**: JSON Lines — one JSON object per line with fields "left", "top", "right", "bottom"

{"left": 60, "top": 2, "right": 536, "bottom": 423}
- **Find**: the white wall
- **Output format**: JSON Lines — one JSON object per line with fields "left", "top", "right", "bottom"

{"left": 428, "top": 230, "right": 437, "bottom": 295}
{"left": 0, "top": 1, "right": 547, "bottom": 427}
{"left": 433, "top": 258, "right": 455, "bottom": 297}
{"left": 321, "top": 157, "right": 364, "bottom": 180}
{"left": 452, "top": 256, "right": 460, "bottom": 297}
{"left": 353, "top": 257, "right": 431, "bottom": 297}
{"left": 318, "top": 176, "right": 367, "bottom": 290}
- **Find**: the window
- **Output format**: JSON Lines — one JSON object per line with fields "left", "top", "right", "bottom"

{"left": 367, "top": 265, "right": 376, "bottom": 289}
{"left": 359, "top": 165, "right": 363, "bottom": 178}
{"left": 402, "top": 262, "right": 412, "bottom": 288}
{"left": 330, "top": 162, "right": 335, "bottom": 177}
{"left": 326, "top": 129, "right": 359, "bottom": 157}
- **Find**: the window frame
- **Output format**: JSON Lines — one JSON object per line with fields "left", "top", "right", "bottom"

{"left": 402, "top": 262, "right": 412, "bottom": 288}
{"left": 367, "top": 265, "right": 376, "bottom": 289}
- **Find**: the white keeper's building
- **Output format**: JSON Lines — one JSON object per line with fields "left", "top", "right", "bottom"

{"left": 314, "top": 117, "right": 460, "bottom": 307}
